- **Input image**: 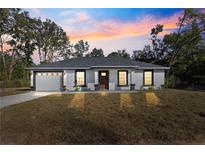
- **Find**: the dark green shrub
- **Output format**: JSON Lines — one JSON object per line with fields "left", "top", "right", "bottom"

{"left": 165, "top": 77, "right": 173, "bottom": 88}
{"left": 2, "top": 79, "right": 29, "bottom": 88}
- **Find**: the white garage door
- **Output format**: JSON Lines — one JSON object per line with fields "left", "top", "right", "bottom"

{"left": 35, "top": 72, "right": 62, "bottom": 91}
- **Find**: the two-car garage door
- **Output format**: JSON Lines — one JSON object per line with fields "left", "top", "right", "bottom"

{"left": 35, "top": 72, "right": 62, "bottom": 91}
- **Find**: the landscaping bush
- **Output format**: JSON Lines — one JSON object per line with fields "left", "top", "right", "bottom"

{"left": 148, "top": 86, "right": 154, "bottom": 90}
{"left": 73, "top": 86, "right": 80, "bottom": 91}
{"left": 140, "top": 85, "right": 156, "bottom": 90}
{"left": 1, "top": 79, "right": 30, "bottom": 88}
{"left": 165, "top": 77, "right": 173, "bottom": 88}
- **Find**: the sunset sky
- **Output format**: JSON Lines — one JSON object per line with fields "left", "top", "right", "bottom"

{"left": 25, "top": 8, "right": 184, "bottom": 63}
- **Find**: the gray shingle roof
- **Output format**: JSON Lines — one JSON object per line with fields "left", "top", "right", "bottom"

{"left": 28, "top": 57, "right": 169, "bottom": 69}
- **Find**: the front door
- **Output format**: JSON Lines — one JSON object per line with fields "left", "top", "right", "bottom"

{"left": 99, "top": 71, "right": 109, "bottom": 90}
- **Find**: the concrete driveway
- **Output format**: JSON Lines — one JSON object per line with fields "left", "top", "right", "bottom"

{"left": 0, "top": 92, "right": 57, "bottom": 109}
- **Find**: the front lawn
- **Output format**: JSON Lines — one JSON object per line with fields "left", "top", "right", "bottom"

{"left": 0, "top": 89, "right": 205, "bottom": 144}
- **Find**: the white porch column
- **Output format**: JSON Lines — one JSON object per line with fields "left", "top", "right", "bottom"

{"left": 94, "top": 70, "right": 98, "bottom": 84}
{"left": 130, "top": 70, "right": 133, "bottom": 85}
{"left": 63, "top": 70, "right": 67, "bottom": 87}
{"left": 30, "top": 70, "right": 33, "bottom": 87}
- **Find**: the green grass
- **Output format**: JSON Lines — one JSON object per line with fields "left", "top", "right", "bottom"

{"left": 0, "top": 89, "right": 205, "bottom": 144}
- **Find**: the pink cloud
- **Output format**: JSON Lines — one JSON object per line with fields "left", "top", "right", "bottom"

{"left": 29, "top": 9, "right": 185, "bottom": 63}
{"left": 65, "top": 12, "right": 181, "bottom": 42}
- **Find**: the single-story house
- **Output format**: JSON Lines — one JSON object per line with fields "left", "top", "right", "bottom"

{"left": 27, "top": 57, "right": 169, "bottom": 91}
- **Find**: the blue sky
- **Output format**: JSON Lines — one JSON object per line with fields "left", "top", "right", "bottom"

{"left": 40, "top": 8, "right": 182, "bottom": 21}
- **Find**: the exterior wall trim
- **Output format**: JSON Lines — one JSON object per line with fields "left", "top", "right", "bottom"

{"left": 138, "top": 67, "right": 170, "bottom": 70}
{"left": 27, "top": 66, "right": 169, "bottom": 70}
{"left": 26, "top": 67, "right": 90, "bottom": 70}
{"left": 91, "top": 66, "right": 138, "bottom": 68}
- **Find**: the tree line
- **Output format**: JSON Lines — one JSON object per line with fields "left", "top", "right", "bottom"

{"left": 133, "top": 9, "right": 205, "bottom": 88}
{"left": 0, "top": 8, "right": 90, "bottom": 81}
{"left": 0, "top": 8, "right": 205, "bottom": 89}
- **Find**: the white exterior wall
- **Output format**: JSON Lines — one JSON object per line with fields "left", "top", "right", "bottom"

{"left": 64, "top": 70, "right": 95, "bottom": 91}
{"left": 86, "top": 70, "right": 95, "bottom": 90}
{"left": 131, "top": 70, "right": 143, "bottom": 90}
{"left": 154, "top": 70, "right": 165, "bottom": 88}
{"left": 57, "top": 68, "right": 165, "bottom": 91}
{"left": 109, "top": 69, "right": 131, "bottom": 90}
{"left": 109, "top": 69, "right": 117, "bottom": 90}
{"left": 120, "top": 70, "right": 131, "bottom": 90}
{"left": 86, "top": 70, "right": 94, "bottom": 83}
{"left": 94, "top": 70, "right": 98, "bottom": 84}
{"left": 64, "top": 70, "right": 75, "bottom": 91}
{"left": 131, "top": 70, "right": 165, "bottom": 89}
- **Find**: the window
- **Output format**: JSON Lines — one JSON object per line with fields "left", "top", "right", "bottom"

{"left": 37, "top": 73, "right": 42, "bottom": 76}
{"left": 118, "top": 70, "right": 128, "bottom": 86}
{"left": 56, "top": 72, "right": 62, "bottom": 76}
{"left": 36, "top": 72, "right": 62, "bottom": 76}
{"left": 76, "top": 70, "right": 85, "bottom": 86}
{"left": 101, "top": 72, "right": 106, "bottom": 76}
{"left": 144, "top": 71, "right": 153, "bottom": 85}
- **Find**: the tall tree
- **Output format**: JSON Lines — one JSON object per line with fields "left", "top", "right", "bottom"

{"left": 133, "top": 9, "right": 205, "bottom": 88}
{"left": 132, "top": 48, "right": 150, "bottom": 62}
{"left": 165, "top": 9, "right": 205, "bottom": 74}
{"left": 32, "top": 18, "right": 44, "bottom": 63}
{"left": 162, "top": 9, "right": 205, "bottom": 87}
{"left": 73, "top": 40, "right": 89, "bottom": 58}
{"left": 0, "top": 8, "right": 73, "bottom": 81}
{"left": 85, "top": 48, "right": 104, "bottom": 57}
{"left": 107, "top": 49, "right": 130, "bottom": 59}
{"left": 0, "top": 8, "right": 35, "bottom": 80}
{"left": 132, "top": 24, "right": 167, "bottom": 65}
{"left": 0, "top": 8, "right": 15, "bottom": 80}
{"left": 33, "top": 18, "right": 71, "bottom": 63}
{"left": 8, "top": 10, "right": 36, "bottom": 79}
